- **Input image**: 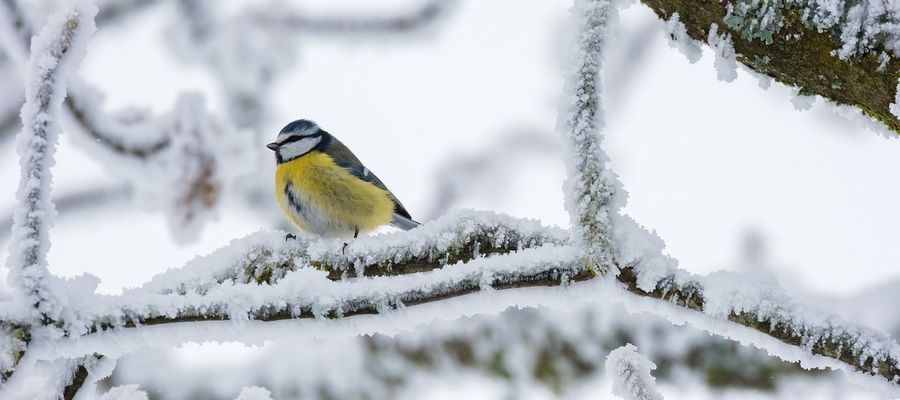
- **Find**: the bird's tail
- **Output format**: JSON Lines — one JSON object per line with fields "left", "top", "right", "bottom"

{"left": 391, "top": 213, "right": 420, "bottom": 231}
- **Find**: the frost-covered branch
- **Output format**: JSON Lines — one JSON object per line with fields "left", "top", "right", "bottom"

{"left": 106, "top": 305, "right": 824, "bottom": 398}
{"left": 616, "top": 260, "right": 900, "bottom": 387}
{"left": 642, "top": 0, "right": 900, "bottom": 135}
{"left": 605, "top": 344, "right": 664, "bottom": 400}
{"left": 560, "top": 0, "right": 621, "bottom": 275}
{"left": 6, "top": 2, "right": 96, "bottom": 323}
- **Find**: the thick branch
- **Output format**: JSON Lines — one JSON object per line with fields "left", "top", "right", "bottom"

{"left": 616, "top": 265, "right": 900, "bottom": 385}
{"left": 92, "top": 245, "right": 591, "bottom": 331}
{"left": 22, "top": 214, "right": 895, "bottom": 389}
{"left": 641, "top": 0, "right": 900, "bottom": 134}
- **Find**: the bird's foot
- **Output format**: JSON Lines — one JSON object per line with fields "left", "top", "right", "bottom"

{"left": 285, "top": 233, "right": 296, "bottom": 241}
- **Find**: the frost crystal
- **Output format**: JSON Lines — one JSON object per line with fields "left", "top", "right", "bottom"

{"left": 791, "top": 90, "right": 816, "bottom": 111}
{"left": 606, "top": 344, "right": 664, "bottom": 400}
{"left": 721, "top": 0, "right": 900, "bottom": 59}
{"left": 664, "top": 13, "right": 702, "bottom": 63}
{"left": 707, "top": 23, "right": 738, "bottom": 82}
{"left": 559, "top": 0, "right": 622, "bottom": 274}
{"left": 6, "top": 2, "right": 96, "bottom": 322}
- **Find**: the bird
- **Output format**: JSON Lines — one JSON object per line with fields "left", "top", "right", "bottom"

{"left": 267, "top": 119, "right": 419, "bottom": 240}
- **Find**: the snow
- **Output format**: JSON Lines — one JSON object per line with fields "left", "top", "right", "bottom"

{"left": 559, "top": 0, "right": 621, "bottom": 274}
{"left": 830, "top": 102, "right": 898, "bottom": 139}
{"left": 720, "top": 0, "right": 900, "bottom": 59}
{"left": 663, "top": 13, "right": 701, "bottom": 64}
{"left": 6, "top": 1, "right": 96, "bottom": 323}
{"left": 790, "top": 91, "right": 816, "bottom": 111}
{"left": 707, "top": 23, "right": 737, "bottom": 83}
{"left": 605, "top": 344, "right": 664, "bottom": 400}
{"left": 137, "top": 210, "right": 568, "bottom": 298}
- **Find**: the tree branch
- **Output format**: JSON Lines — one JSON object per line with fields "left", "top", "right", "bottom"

{"left": 640, "top": 0, "right": 900, "bottom": 134}
{"left": 6, "top": 2, "right": 96, "bottom": 324}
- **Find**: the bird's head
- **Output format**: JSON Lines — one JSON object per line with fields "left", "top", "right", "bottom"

{"left": 267, "top": 119, "right": 326, "bottom": 163}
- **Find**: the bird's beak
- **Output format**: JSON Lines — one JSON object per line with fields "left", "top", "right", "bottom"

{"left": 266, "top": 142, "right": 279, "bottom": 151}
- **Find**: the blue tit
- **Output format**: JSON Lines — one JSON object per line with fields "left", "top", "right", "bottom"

{"left": 267, "top": 119, "right": 419, "bottom": 239}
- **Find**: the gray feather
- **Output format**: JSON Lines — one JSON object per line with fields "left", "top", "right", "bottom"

{"left": 391, "top": 213, "right": 420, "bottom": 231}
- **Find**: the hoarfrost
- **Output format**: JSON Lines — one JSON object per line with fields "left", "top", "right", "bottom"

{"left": 605, "top": 344, "right": 664, "bottom": 400}
{"left": 663, "top": 13, "right": 702, "bottom": 63}
{"left": 722, "top": 0, "right": 900, "bottom": 59}
{"left": 7, "top": 1, "right": 96, "bottom": 322}
{"left": 707, "top": 23, "right": 737, "bottom": 82}
{"left": 790, "top": 90, "right": 816, "bottom": 111}
{"left": 559, "top": 0, "right": 623, "bottom": 274}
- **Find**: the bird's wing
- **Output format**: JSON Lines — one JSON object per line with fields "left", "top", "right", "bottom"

{"left": 325, "top": 135, "right": 415, "bottom": 221}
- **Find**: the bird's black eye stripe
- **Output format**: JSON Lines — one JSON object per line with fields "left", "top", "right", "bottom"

{"left": 279, "top": 133, "right": 322, "bottom": 146}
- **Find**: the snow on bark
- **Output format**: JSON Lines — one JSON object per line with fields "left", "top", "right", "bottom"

{"left": 722, "top": 0, "right": 900, "bottom": 59}
{"left": 139, "top": 210, "right": 569, "bottom": 296}
{"left": 559, "top": 0, "right": 622, "bottom": 275}
{"left": 0, "top": 323, "right": 25, "bottom": 380}
{"left": 707, "top": 23, "right": 738, "bottom": 83}
{"left": 663, "top": 12, "right": 702, "bottom": 63}
{"left": 6, "top": 2, "right": 96, "bottom": 323}
{"left": 57, "top": 243, "right": 584, "bottom": 336}
{"left": 605, "top": 344, "right": 664, "bottom": 400}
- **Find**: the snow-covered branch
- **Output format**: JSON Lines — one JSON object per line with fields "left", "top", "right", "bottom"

{"left": 640, "top": 0, "right": 900, "bottom": 135}
{"left": 616, "top": 261, "right": 900, "bottom": 387}
{"left": 560, "top": 0, "right": 620, "bottom": 274}
{"left": 6, "top": 2, "right": 96, "bottom": 323}
{"left": 606, "top": 344, "right": 664, "bottom": 400}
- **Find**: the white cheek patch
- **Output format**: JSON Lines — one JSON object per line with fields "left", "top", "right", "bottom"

{"left": 279, "top": 136, "right": 322, "bottom": 161}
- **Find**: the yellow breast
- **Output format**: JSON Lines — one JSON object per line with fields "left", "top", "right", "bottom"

{"left": 275, "top": 151, "right": 395, "bottom": 236}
